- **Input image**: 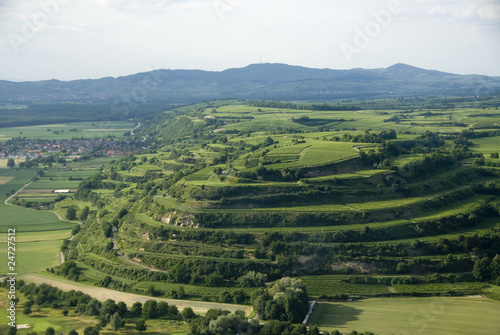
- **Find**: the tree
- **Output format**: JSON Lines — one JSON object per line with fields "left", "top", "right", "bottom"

{"left": 237, "top": 271, "right": 267, "bottom": 287}
{"left": 79, "top": 206, "right": 90, "bottom": 221}
{"left": 98, "top": 314, "right": 109, "bottom": 328}
{"left": 264, "top": 137, "right": 274, "bottom": 146}
{"left": 209, "top": 314, "right": 248, "bottom": 335}
{"left": 68, "top": 330, "right": 79, "bottom": 335}
{"left": 181, "top": 307, "right": 196, "bottom": 321}
{"left": 117, "top": 301, "right": 127, "bottom": 316}
{"left": 254, "top": 277, "right": 309, "bottom": 323}
{"left": 130, "top": 302, "right": 142, "bottom": 316}
{"left": 83, "top": 326, "right": 99, "bottom": 335}
{"left": 143, "top": 300, "right": 158, "bottom": 319}
{"left": 46, "top": 327, "right": 55, "bottom": 335}
{"left": 7, "top": 326, "right": 17, "bottom": 335}
{"left": 109, "top": 312, "right": 123, "bottom": 331}
{"left": 66, "top": 207, "right": 77, "bottom": 220}
{"left": 62, "top": 309, "right": 69, "bottom": 316}
{"left": 157, "top": 301, "right": 169, "bottom": 318}
{"left": 147, "top": 285, "right": 159, "bottom": 296}
{"left": 100, "top": 299, "right": 118, "bottom": 318}
{"left": 491, "top": 254, "right": 500, "bottom": 281}
{"left": 7, "top": 158, "right": 15, "bottom": 169}
{"left": 473, "top": 257, "right": 491, "bottom": 282}
{"left": 307, "top": 325, "right": 320, "bottom": 335}
{"left": 135, "top": 319, "right": 147, "bottom": 332}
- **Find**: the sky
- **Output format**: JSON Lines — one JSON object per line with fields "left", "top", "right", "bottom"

{"left": 0, "top": 0, "right": 499, "bottom": 81}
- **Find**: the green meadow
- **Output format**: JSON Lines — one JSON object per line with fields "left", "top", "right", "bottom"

{"left": 309, "top": 297, "right": 500, "bottom": 335}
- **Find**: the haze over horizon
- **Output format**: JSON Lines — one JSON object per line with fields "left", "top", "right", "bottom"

{"left": 3, "top": 62, "right": 500, "bottom": 83}
{"left": 1, "top": 0, "right": 500, "bottom": 81}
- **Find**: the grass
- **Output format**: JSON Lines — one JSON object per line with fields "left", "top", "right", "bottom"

{"left": 269, "top": 140, "right": 359, "bottom": 169}
{"left": 309, "top": 297, "right": 500, "bottom": 335}
{"left": 0, "top": 235, "right": 71, "bottom": 274}
{"left": 0, "top": 205, "right": 75, "bottom": 232}
{"left": 469, "top": 136, "right": 500, "bottom": 155}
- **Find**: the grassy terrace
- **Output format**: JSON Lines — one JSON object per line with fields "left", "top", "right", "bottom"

{"left": 198, "top": 196, "right": 491, "bottom": 234}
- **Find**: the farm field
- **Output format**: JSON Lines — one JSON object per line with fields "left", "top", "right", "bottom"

{"left": 0, "top": 121, "right": 137, "bottom": 141}
{"left": 469, "top": 136, "right": 500, "bottom": 156}
{"left": 309, "top": 297, "right": 500, "bottom": 335}
{"left": 0, "top": 168, "right": 74, "bottom": 275}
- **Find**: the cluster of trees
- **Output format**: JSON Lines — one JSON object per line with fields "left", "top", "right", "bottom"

{"left": 57, "top": 260, "right": 81, "bottom": 281}
{"left": 237, "top": 271, "right": 268, "bottom": 287}
{"left": 65, "top": 206, "right": 89, "bottom": 221}
{"left": 254, "top": 277, "right": 310, "bottom": 323}
{"left": 473, "top": 254, "right": 500, "bottom": 285}
{"left": 7, "top": 281, "right": 201, "bottom": 334}
{"left": 3, "top": 279, "right": 327, "bottom": 335}
{"left": 332, "top": 130, "right": 397, "bottom": 143}
{"left": 396, "top": 152, "right": 457, "bottom": 179}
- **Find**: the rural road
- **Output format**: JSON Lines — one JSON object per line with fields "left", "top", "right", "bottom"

{"left": 4, "top": 179, "right": 77, "bottom": 226}
{"left": 4, "top": 180, "right": 33, "bottom": 205}
{"left": 20, "top": 273, "right": 251, "bottom": 315}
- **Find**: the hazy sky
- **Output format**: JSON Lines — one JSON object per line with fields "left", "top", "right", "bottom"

{"left": 1, "top": 0, "right": 499, "bottom": 81}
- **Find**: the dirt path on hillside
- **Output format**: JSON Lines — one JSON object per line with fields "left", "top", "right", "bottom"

{"left": 20, "top": 273, "right": 251, "bottom": 315}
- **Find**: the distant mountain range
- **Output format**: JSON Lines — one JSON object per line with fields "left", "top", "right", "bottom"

{"left": 1, "top": 63, "right": 500, "bottom": 104}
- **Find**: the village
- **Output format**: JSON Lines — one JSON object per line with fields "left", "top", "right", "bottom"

{"left": 0, "top": 136, "right": 151, "bottom": 161}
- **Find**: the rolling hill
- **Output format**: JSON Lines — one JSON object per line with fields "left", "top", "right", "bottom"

{"left": 1, "top": 63, "right": 500, "bottom": 104}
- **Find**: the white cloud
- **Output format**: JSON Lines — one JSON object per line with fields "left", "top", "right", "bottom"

{"left": 0, "top": 0, "right": 499, "bottom": 80}
{"left": 477, "top": 2, "right": 500, "bottom": 19}
{"left": 428, "top": 5, "right": 449, "bottom": 16}
{"left": 460, "top": 0, "right": 500, "bottom": 20}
